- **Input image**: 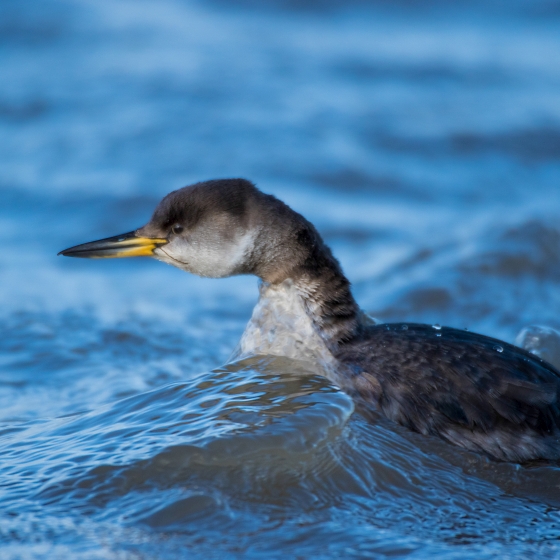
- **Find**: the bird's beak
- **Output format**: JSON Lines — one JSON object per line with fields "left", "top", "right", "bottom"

{"left": 58, "top": 231, "right": 168, "bottom": 259}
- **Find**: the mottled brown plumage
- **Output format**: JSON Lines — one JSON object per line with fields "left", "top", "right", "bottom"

{"left": 335, "top": 324, "right": 560, "bottom": 462}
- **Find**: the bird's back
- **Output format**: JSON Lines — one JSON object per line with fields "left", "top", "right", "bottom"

{"left": 336, "top": 323, "right": 560, "bottom": 462}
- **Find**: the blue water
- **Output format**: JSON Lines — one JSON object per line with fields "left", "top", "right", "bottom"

{"left": 2, "top": 0, "right": 560, "bottom": 557}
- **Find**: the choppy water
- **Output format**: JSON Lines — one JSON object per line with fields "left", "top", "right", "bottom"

{"left": 2, "top": 0, "right": 560, "bottom": 557}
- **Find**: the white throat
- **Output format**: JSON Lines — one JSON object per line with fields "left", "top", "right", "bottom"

{"left": 231, "top": 279, "right": 337, "bottom": 374}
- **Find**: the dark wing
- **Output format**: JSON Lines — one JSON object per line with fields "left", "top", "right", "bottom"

{"left": 336, "top": 323, "right": 560, "bottom": 462}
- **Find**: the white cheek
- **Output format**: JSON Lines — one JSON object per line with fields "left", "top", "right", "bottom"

{"left": 155, "top": 231, "right": 255, "bottom": 278}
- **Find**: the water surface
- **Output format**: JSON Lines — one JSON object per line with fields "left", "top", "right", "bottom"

{"left": 2, "top": 0, "right": 560, "bottom": 557}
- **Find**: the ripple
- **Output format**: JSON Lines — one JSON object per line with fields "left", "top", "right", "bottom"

{"left": 1, "top": 357, "right": 353, "bottom": 515}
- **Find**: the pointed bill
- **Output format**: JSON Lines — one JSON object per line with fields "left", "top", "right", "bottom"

{"left": 58, "top": 231, "right": 168, "bottom": 259}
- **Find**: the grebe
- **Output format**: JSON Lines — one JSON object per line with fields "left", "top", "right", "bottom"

{"left": 59, "top": 179, "right": 560, "bottom": 463}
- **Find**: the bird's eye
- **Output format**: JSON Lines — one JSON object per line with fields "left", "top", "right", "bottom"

{"left": 171, "top": 224, "right": 184, "bottom": 235}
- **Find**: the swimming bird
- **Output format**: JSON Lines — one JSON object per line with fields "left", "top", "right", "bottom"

{"left": 59, "top": 179, "right": 560, "bottom": 463}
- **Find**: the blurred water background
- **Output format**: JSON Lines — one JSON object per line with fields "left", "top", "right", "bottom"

{"left": 2, "top": 0, "right": 560, "bottom": 558}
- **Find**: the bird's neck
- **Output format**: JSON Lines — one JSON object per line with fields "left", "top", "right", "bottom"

{"left": 232, "top": 257, "right": 363, "bottom": 371}
{"left": 233, "top": 194, "right": 364, "bottom": 368}
{"left": 291, "top": 261, "right": 362, "bottom": 352}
